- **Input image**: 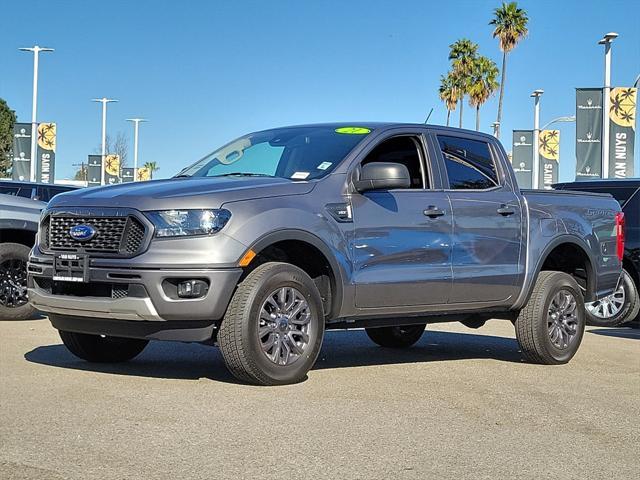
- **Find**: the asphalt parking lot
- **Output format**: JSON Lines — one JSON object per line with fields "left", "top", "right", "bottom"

{"left": 1, "top": 317, "right": 638, "bottom": 480}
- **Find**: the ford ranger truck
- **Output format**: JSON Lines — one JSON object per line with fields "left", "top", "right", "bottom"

{"left": 27, "top": 124, "right": 624, "bottom": 385}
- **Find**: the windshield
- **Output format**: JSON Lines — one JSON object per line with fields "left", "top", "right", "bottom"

{"left": 177, "top": 126, "right": 371, "bottom": 180}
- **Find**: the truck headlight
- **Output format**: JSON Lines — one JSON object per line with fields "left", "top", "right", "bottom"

{"left": 145, "top": 209, "right": 231, "bottom": 237}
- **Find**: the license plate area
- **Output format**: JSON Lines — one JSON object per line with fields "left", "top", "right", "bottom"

{"left": 52, "top": 254, "right": 89, "bottom": 283}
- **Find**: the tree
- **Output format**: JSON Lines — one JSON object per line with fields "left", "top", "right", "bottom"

{"left": 490, "top": 1, "right": 529, "bottom": 138}
{"left": 143, "top": 161, "right": 159, "bottom": 179}
{"left": 0, "top": 98, "right": 17, "bottom": 178}
{"left": 448, "top": 39, "right": 479, "bottom": 128}
{"left": 468, "top": 56, "right": 500, "bottom": 131}
{"left": 438, "top": 73, "right": 459, "bottom": 127}
{"left": 94, "top": 131, "right": 129, "bottom": 167}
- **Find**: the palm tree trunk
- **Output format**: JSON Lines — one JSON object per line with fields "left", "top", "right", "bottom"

{"left": 446, "top": 109, "right": 451, "bottom": 127}
{"left": 459, "top": 98, "right": 464, "bottom": 128}
{"left": 496, "top": 50, "right": 507, "bottom": 139}
{"left": 476, "top": 105, "right": 480, "bottom": 131}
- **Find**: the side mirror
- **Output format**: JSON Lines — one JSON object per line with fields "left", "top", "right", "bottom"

{"left": 354, "top": 162, "right": 411, "bottom": 192}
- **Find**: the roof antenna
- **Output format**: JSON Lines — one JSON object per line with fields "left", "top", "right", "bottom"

{"left": 424, "top": 108, "right": 434, "bottom": 124}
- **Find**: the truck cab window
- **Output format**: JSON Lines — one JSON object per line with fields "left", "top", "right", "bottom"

{"left": 361, "top": 136, "right": 426, "bottom": 188}
{"left": 438, "top": 135, "right": 498, "bottom": 190}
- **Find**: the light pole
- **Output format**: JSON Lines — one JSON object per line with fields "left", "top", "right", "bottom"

{"left": 92, "top": 98, "right": 118, "bottom": 185}
{"left": 126, "top": 118, "right": 147, "bottom": 179}
{"left": 541, "top": 115, "right": 576, "bottom": 130}
{"left": 491, "top": 121, "right": 500, "bottom": 137}
{"left": 531, "top": 89, "right": 544, "bottom": 189}
{"left": 598, "top": 32, "right": 618, "bottom": 178}
{"left": 19, "top": 45, "right": 54, "bottom": 183}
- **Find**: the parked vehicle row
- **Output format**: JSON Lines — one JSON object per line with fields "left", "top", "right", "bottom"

{"left": 26, "top": 123, "right": 624, "bottom": 385}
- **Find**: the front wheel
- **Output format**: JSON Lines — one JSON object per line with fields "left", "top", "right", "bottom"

{"left": 59, "top": 330, "right": 149, "bottom": 362}
{"left": 585, "top": 270, "right": 639, "bottom": 327}
{"left": 0, "top": 243, "right": 35, "bottom": 320}
{"left": 218, "top": 262, "right": 325, "bottom": 385}
{"left": 515, "top": 271, "right": 586, "bottom": 365}
{"left": 365, "top": 324, "right": 426, "bottom": 348}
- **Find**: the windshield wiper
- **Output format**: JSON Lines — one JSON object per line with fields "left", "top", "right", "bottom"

{"left": 210, "top": 172, "right": 276, "bottom": 178}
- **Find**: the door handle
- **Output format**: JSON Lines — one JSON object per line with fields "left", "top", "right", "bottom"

{"left": 423, "top": 206, "right": 445, "bottom": 218}
{"left": 497, "top": 204, "right": 516, "bottom": 216}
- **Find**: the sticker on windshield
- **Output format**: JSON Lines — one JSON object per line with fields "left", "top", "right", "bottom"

{"left": 317, "top": 162, "right": 332, "bottom": 170}
{"left": 291, "top": 171, "right": 310, "bottom": 180}
{"left": 335, "top": 127, "right": 371, "bottom": 134}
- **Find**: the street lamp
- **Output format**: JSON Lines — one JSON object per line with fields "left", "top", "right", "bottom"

{"left": 92, "top": 98, "right": 118, "bottom": 185}
{"left": 19, "top": 45, "right": 54, "bottom": 183}
{"left": 541, "top": 115, "right": 576, "bottom": 130}
{"left": 531, "top": 89, "right": 544, "bottom": 189}
{"left": 598, "top": 32, "right": 618, "bottom": 178}
{"left": 126, "top": 118, "right": 147, "bottom": 179}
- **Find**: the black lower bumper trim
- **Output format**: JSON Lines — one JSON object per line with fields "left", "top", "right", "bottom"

{"left": 49, "top": 314, "right": 216, "bottom": 342}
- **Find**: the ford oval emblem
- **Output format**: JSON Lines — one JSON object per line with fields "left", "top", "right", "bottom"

{"left": 69, "top": 224, "right": 97, "bottom": 242}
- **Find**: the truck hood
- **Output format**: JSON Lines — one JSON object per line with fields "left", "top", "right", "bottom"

{"left": 48, "top": 177, "right": 315, "bottom": 211}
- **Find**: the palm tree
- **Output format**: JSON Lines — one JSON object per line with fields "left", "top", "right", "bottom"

{"left": 468, "top": 56, "right": 500, "bottom": 131}
{"left": 438, "top": 73, "right": 459, "bottom": 127}
{"left": 490, "top": 1, "right": 529, "bottom": 138}
{"left": 143, "top": 161, "right": 159, "bottom": 179}
{"left": 448, "top": 38, "right": 478, "bottom": 128}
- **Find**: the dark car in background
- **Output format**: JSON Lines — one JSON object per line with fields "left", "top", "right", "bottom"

{"left": 554, "top": 179, "right": 640, "bottom": 327}
{"left": 0, "top": 180, "right": 77, "bottom": 203}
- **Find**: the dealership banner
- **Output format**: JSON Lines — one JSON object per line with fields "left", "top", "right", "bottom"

{"left": 575, "top": 88, "right": 603, "bottom": 180}
{"left": 36, "top": 123, "right": 56, "bottom": 183}
{"left": 87, "top": 155, "right": 102, "bottom": 186}
{"left": 104, "top": 154, "right": 120, "bottom": 184}
{"left": 121, "top": 167, "right": 135, "bottom": 182}
{"left": 511, "top": 130, "right": 534, "bottom": 189}
{"left": 136, "top": 167, "right": 151, "bottom": 181}
{"left": 608, "top": 87, "right": 636, "bottom": 178}
{"left": 539, "top": 130, "right": 559, "bottom": 189}
{"left": 11, "top": 123, "right": 32, "bottom": 181}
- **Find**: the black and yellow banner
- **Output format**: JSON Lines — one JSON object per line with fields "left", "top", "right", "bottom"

{"left": 539, "top": 130, "right": 559, "bottom": 189}
{"left": 511, "top": 130, "right": 533, "bottom": 188}
{"left": 121, "top": 167, "right": 135, "bottom": 183}
{"left": 575, "top": 88, "right": 603, "bottom": 180}
{"left": 11, "top": 123, "right": 32, "bottom": 181}
{"left": 104, "top": 154, "right": 120, "bottom": 185}
{"left": 36, "top": 122, "right": 56, "bottom": 183}
{"left": 608, "top": 87, "right": 636, "bottom": 178}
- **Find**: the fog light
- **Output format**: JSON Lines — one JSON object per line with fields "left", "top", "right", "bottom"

{"left": 177, "top": 280, "right": 208, "bottom": 298}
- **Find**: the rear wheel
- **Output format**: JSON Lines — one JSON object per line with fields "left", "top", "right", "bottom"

{"left": 0, "top": 243, "right": 35, "bottom": 320}
{"left": 59, "top": 330, "right": 148, "bottom": 362}
{"left": 218, "top": 262, "right": 325, "bottom": 385}
{"left": 365, "top": 324, "right": 426, "bottom": 348}
{"left": 585, "top": 270, "right": 639, "bottom": 327}
{"left": 515, "top": 271, "right": 585, "bottom": 365}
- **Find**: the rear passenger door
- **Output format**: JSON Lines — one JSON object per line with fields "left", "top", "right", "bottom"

{"left": 433, "top": 133, "right": 523, "bottom": 304}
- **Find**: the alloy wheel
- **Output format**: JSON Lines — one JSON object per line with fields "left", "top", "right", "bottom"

{"left": 547, "top": 289, "right": 579, "bottom": 349}
{"left": 0, "top": 258, "right": 29, "bottom": 308}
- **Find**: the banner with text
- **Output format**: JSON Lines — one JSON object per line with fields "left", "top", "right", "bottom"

{"left": 87, "top": 155, "right": 102, "bottom": 186}
{"left": 608, "top": 87, "right": 636, "bottom": 178}
{"left": 121, "top": 167, "right": 135, "bottom": 182}
{"left": 511, "top": 130, "right": 534, "bottom": 189}
{"left": 539, "top": 130, "right": 559, "bottom": 189}
{"left": 11, "top": 123, "right": 32, "bottom": 181}
{"left": 575, "top": 88, "right": 603, "bottom": 180}
{"left": 36, "top": 123, "right": 56, "bottom": 183}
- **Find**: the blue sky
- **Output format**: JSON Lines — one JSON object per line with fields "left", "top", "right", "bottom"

{"left": 2, "top": 0, "right": 639, "bottom": 181}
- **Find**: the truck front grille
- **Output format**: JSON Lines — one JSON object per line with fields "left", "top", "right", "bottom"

{"left": 47, "top": 215, "right": 147, "bottom": 256}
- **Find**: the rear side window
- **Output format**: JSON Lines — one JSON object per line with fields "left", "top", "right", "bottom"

{"left": 438, "top": 135, "right": 498, "bottom": 190}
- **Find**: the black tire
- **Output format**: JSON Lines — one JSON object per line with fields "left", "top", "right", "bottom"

{"left": 515, "top": 271, "right": 586, "bottom": 365}
{"left": 0, "top": 242, "right": 35, "bottom": 320}
{"left": 59, "top": 330, "right": 148, "bottom": 362}
{"left": 585, "top": 270, "right": 640, "bottom": 327}
{"left": 218, "top": 262, "right": 325, "bottom": 385}
{"left": 365, "top": 324, "right": 426, "bottom": 348}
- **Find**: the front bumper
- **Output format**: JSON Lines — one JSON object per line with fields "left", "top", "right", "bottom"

{"left": 27, "top": 253, "right": 243, "bottom": 323}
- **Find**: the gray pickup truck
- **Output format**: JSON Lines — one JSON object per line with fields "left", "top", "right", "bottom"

{"left": 27, "top": 124, "right": 623, "bottom": 385}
